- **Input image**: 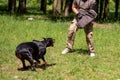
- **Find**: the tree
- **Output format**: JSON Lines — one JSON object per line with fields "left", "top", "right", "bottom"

{"left": 99, "top": 0, "right": 104, "bottom": 18}
{"left": 103, "top": 0, "right": 109, "bottom": 19}
{"left": 40, "top": 0, "right": 47, "bottom": 14}
{"left": 96, "top": 0, "right": 99, "bottom": 14}
{"left": 64, "top": 0, "right": 73, "bottom": 17}
{"left": 17, "top": 0, "right": 27, "bottom": 14}
{"left": 8, "top": 0, "right": 16, "bottom": 13}
{"left": 52, "top": 0, "right": 62, "bottom": 16}
{"left": 115, "top": 0, "right": 119, "bottom": 18}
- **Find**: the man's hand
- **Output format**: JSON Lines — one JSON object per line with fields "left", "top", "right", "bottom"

{"left": 77, "top": 13, "right": 83, "bottom": 19}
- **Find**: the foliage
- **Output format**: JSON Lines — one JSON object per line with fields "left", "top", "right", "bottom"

{"left": 109, "top": 0, "right": 115, "bottom": 12}
{"left": 0, "top": 15, "right": 120, "bottom": 80}
{"left": 0, "top": 0, "right": 120, "bottom": 19}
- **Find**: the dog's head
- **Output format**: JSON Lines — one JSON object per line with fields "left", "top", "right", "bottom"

{"left": 43, "top": 38, "right": 55, "bottom": 47}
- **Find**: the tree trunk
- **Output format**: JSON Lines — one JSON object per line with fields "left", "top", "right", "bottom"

{"left": 61, "top": 0, "right": 64, "bottom": 12}
{"left": 64, "top": 0, "right": 73, "bottom": 17}
{"left": 103, "top": 0, "right": 109, "bottom": 19}
{"left": 64, "top": 0, "right": 70, "bottom": 17}
{"left": 17, "top": 0, "right": 26, "bottom": 14}
{"left": 57, "top": 0, "right": 62, "bottom": 14}
{"left": 99, "top": 0, "right": 104, "bottom": 19}
{"left": 96, "top": 0, "right": 99, "bottom": 14}
{"left": 40, "top": 0, "right": 47, "bottom": 14}
{"left": 52, "top": 0, "right": 62, "bottom": 16}
{"left": 69, "top": 0, "right": 73, "bottom": 12}
{"left": 53, "top": 0, "right": 57, "bottom": 16}
{"left": 115, "top": 0, "right": 119, "bottom": 18}
{"left": 8, "top": 0, "right": 16, "bottom": 13}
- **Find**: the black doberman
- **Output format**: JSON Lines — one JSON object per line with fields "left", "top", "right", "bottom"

{"left": 15, "top": 38, "right": 55, "bottom": 71}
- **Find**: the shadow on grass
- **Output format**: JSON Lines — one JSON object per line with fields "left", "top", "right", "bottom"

{"left": 36, "top": 63, "right": 56, "bottom": 70}
{"left": 71, "top": 48, "right": 88, "bottom": 55}
{"left": 17, "top": 63, "right": 56, "bottom": 71}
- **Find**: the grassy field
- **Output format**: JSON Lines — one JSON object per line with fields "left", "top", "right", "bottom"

{"left": 0, "top": 15, "right": 120, "bottom": 80}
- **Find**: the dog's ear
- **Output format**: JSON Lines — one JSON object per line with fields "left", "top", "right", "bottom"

{"left": 53, "top": 39, "right": 55, "bottom": 43}
{"left": 33, "top": 40, "right": 38, "bottom": 42}
{"left": 43, "top": 38, "right": 46, "bottom": 41}
{"left": 33, "top": 40, "right": 36, "bottom": 41}
{"left": 32, "top": 40, "right": 40, "bottom": 43}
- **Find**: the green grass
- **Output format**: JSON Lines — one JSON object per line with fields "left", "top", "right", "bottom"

{"left": 0, "top": 15, "right": 120, "bottom": 80}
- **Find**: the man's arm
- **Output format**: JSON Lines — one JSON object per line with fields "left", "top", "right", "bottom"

{"left": 72, "top": 4, "right": 79, "bottom": 15}
{"left": 72, "top": 4, "right": 83, "bottom": 19}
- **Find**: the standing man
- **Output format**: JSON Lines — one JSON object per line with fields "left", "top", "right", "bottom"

{"left": 62, "top": 0, "right": 97, "bottom": 57}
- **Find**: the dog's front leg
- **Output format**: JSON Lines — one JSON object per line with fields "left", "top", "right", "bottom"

{"left": 41, "top": 56, "right": 47, "bottom": 65}
{"left": 34, "top": 59, "right": 40, "bottom": 67}
{"left": 41, "top": 57, "right": 47, "bottom": 70}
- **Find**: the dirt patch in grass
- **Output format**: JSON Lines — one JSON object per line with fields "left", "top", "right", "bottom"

{"left": 93, "top": 22, "right": 113, "bottom": 28}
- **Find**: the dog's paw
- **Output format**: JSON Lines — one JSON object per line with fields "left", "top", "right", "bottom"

{"left": 34, "top": 62, "right": 40, "bottom": 67}
{"left": 17, "top": 67, "right": 29, "bottom": 71}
